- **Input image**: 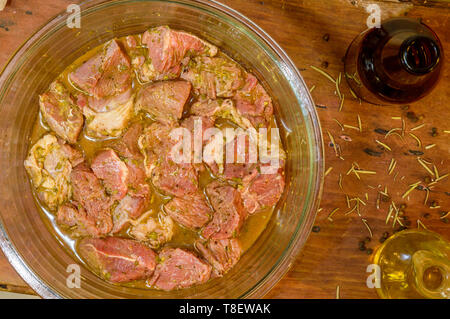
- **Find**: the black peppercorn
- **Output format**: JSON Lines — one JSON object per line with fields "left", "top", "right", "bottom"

{"left": 358, "top": 241, "right": 366, "bottom": 251}
{"left": 431, "top": 127, "right": 438, "bottom": 137}
{"left": 312, "top": 226, "right": 321, "bottom": 233}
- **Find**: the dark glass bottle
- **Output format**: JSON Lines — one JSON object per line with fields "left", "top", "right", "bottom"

{"left": 344, "top": 18, "right": 443, "bottom": 105}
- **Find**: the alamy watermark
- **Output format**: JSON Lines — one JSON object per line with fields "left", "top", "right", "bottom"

{"left": 67, "top": 4, "right": 81, "bottom": 29}
{"left": 366, "top": 264, "right": 381, "bottom": 289}
{"left": 66, "top": 264, "right": 81, "bottom": 288}
{"left": 366, "top": 4, "right": 381, "bottom": 28}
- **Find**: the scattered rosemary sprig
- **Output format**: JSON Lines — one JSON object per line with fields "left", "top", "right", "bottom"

{"left": 417, "top": 219, "right": 428, "bottom": 230}
{"left": 339, "top": 94, "right": 345, "bottom": 112}
{"left": 336, "top": 73, "right": 342, "bottom": 99}
{"left": 344, "top": 124, "right": 359, "bottom": 131}
{"left": 362, "top": 218, "right": 373, "bottom": 238}
{"left": 333, "top": 118, "right": 344, "bottom": 131}
{"left": 410, "top": 123, "right": 425, "bottom": 131}
{"left": 402, "top": 181, "right": 421, "bottom": 199}
{"left": 408, "top": 132, "right": 422, "bottom": 148}
{"left": 417, "top": 158, "right": 435, "bottom": 177}
{"left": 440, "top": 212, "right": 450, "bottom": 219}
{"left": 388, "top": 158, "right": 397, "bottom": 175}
{"left": 435, "top": 173, "right": 448, "bottom": 182}
{"left": 385, "top": 128, "right": 402, "bottom": 138}
{"left": 385, "top": 205, "right": 394, "bottom": 224}
{"left": 327, "top": 130, "right": 339, "bottom": 158}
{"left": 310, "top": 65, "right": 336, "bottom": 83}
{"left": 424, "top": 188, "right": 430, "bottom": 205}
{"left": 327, "top": 208, "right": 340, "bottom": 222}
{"left": 375, "top": 139, "right": 392, "bottom": 151}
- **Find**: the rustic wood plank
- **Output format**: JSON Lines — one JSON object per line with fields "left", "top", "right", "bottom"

{"left": 0, "top": 0, "right": 448, "bottom": 298}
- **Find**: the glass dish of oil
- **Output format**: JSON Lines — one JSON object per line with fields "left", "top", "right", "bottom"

{"left": 373, "top": 229, "right": 450, "bottom": 299}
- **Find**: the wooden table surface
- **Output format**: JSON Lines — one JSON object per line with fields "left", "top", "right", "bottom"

{"left": 0, "top": 0, "right": 449, "bottom": 299}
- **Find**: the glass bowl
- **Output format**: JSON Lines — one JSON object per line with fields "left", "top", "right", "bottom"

{"left": 0, "top": 0, "right": 323, "bottom": 298}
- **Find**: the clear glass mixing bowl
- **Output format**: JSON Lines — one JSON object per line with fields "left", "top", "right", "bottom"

{"left": 0, "top": 0, "right": 323, "bottom": 298}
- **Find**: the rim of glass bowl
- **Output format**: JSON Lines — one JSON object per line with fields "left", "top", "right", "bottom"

{"left": 0, "top": 0, "right": 324, "bottom": 299}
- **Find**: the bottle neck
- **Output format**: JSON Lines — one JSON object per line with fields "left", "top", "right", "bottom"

{"left": 399, "top": 35, "right": 441, "bottom": 75}
{"left": 411, "top": 250, "right": 450, "bottom": 299}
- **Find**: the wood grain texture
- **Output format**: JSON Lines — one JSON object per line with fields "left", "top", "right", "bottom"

{"left": 0, "top": 0, "right": 449, "bottom": 298}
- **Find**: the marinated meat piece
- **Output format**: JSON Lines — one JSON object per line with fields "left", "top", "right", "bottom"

{"left": 109, "top": 178, "right": 150, "bottom": 235}
{"left": 135, "top": 81, "right": 191, "bottom": 124}
{"left": 240, "top": 166, "right": 285, "bottom": 215}
{"left": 222, "top": 133, "right": 258, "bottom": 181}
{"left": 78, "top": 237, "right": 156, "bottom": 283}
{"left": 203, "top": 181, "right": 246, "bottom": 239}
{"left": 57, "top": 202, "right": 104, "bottom": 237}
{"left": 58, "top": 140, "right": 84, "bottom": 167}
{"left": 181, "top": 57, "right": 244, "bottom": 99}
{"left": 24, "top": 134, "right": 77, "bottom": 211}
{"left": 91, "top": 149, "right": 129, "bottom": 201}
{"left": 81, "top": 96, "right": 133, "bottom": 138}
{"left": 164, "top": 192, "right": 212, "bottom": 230}
{"left": 151, "top": 158, "right": 198, "bottom": 197}
{"left": 70, "top": 39, "right": 134, "bottom": 139}
{"left": 69, "top": 53, "right": 103, "bottom": 94}
{"left": 204, "top": 131, "right": 258, "bottom": 183}
{"left": 148, "top": 248, "right": 211, "bottom": 291}
{"left": 69, "top": 39, "right": 132, "bottom": 113}
{"left": 56, "top": 203, "right": 80, "bottom": 228}
{"left": 39, "top": 81, "right": 84, "bottom": 144}
{"left": 138, "top": 122, "right": 173, "bottom": 176}
{"left": 138, "top": 122, "right": 199, "bottom": 197}
{"left": 107, "top": 124, "right": 152, "bottom": 233}
{"left": 129, "top": 212, "right": 174, "bottom": 248}
{"left": 138, "top": 26, "right": 218, "bottom": 82}
{"left": 110, "top": 193, "right": 147, "bottom": 234}
{"left": 196, "top": 238, "right": 241, "bottom": 277}
{"left": 122, "top": 162, "right": 151, "bottom": 220}
{"left": 110, "top": 122, "right": 150, "bottom": 201}
{"left": 110, "top": 204, "right": 130, "bottom": 234}
{"left": 71, "top": 164, "right": 113, "bottom": 234}
{"left": 190, "top": 99, "right": 253, "bottom": 130}
{"left": 233, "top": 73, "right": 273, "bottom": 128}
{"left": 111, "top": 122, "right": 144, "bottom": 160}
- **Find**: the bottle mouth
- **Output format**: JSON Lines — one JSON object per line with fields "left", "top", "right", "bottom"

{"left": 400, "top": 36, "right": 441, "bottom": 75}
